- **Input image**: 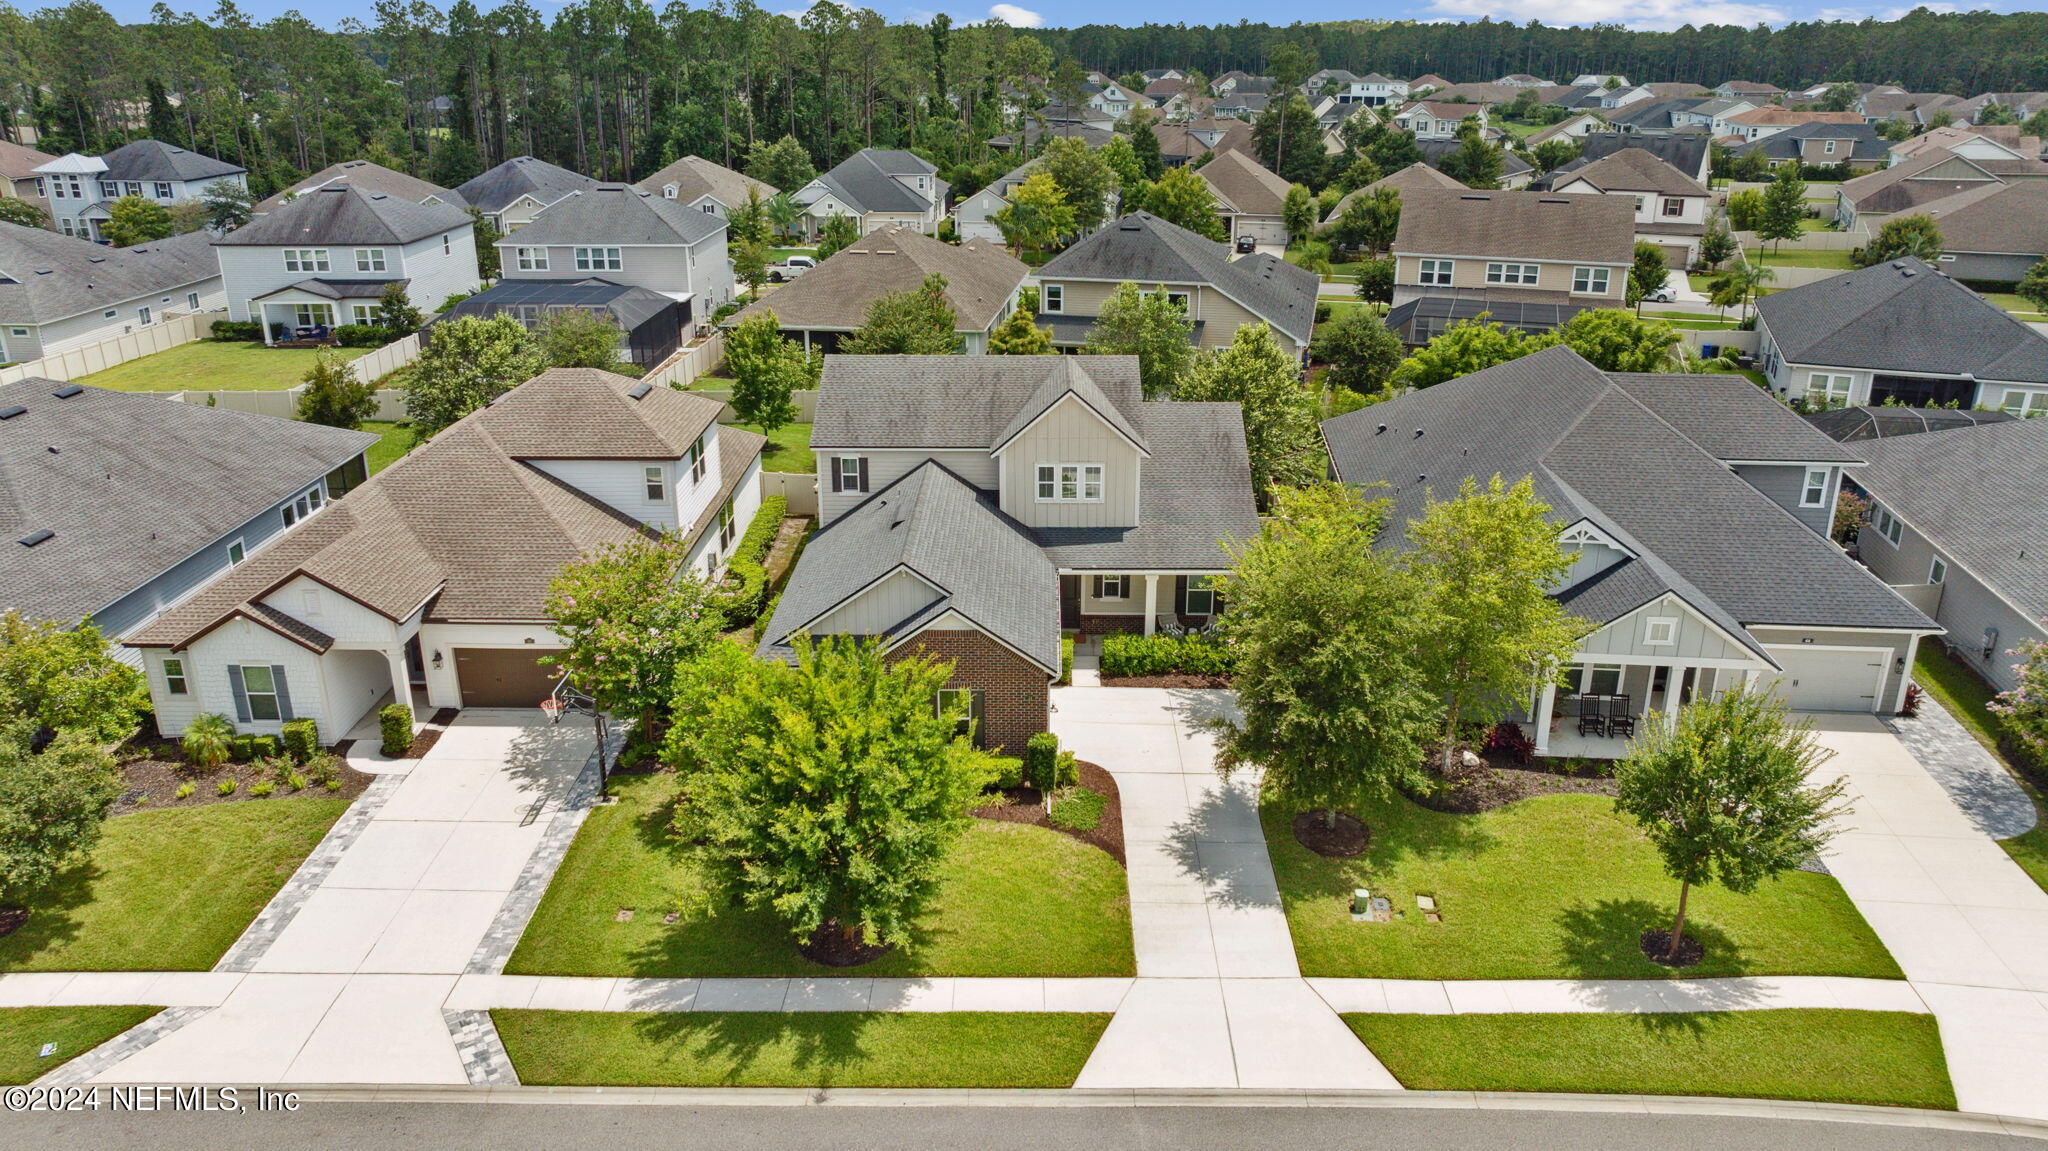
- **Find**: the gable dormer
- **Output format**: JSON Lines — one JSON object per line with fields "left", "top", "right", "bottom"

{"left": 990, "top": 365, "right": 1150, "bottom": 530}
{"left": 1554, "top": 518, "right": 1637, "bottom": 594}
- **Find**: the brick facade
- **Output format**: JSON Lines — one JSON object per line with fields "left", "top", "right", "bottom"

{"left": 887, "top": 628, "right": 1051, "bottom": 754}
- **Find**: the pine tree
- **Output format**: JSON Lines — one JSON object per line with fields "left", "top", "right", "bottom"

{"left": 987, "top": 304, "right": 1054, "bottom": 355}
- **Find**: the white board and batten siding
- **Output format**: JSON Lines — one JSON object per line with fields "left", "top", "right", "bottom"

{"left": 1575, "top": 594, "right": 1752, "bottom": 666}
{"left": 996, "top": 396, "right": 1142, "bottom": 530}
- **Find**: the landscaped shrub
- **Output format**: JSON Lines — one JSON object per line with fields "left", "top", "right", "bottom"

{"left": 1022, "top": 732, "right": 1059, "bottom": 790}
{"left": 709, "top": 495, "right": 787, "bottom": 627}
{"left": 1483, "top": 721, "right": 1535, "bottom": 765}
{"left": 229, "top": 734, "right": 282, "bottom": 761}
{"left": 1049, "top": 787, "right": 1106, "bottom": 832}
{"left": 379, "top": 704, "right": 414, "bottom": 758}
{"left": 1099, "top": 631, "right": 1233, "bottom": 678}
{"left": 209, "top": 320, "right": 262, "bottom": 342}
{"left": 280, "top": 718, "right": 319, "bottom": 762}
{"left": 333, "top": 324, "right": 395, "bottom": 348}
{"left": 181, "top": 713, "right": 235, "bottom": 770}
{"left": 987, "top": 755, "right": 1023, "bottom": 789}
{"left": 217, "top": 778, "right": 237, "bottom": 796}
{"left": 249, "top": 780, "right": 275, "bottom": 797}
{"left": 1058, "top": 636, "right": 1074, "bottom": 686}
{"left": 304, "top": 750, "right": 341, "bottom": 787}
{"left": 174, "top": 782, "right": 196, "bottom": 800}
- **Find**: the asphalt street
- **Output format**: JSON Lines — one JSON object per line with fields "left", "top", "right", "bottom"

{"left": 7, "top": 1099, "right": 2043, "bottom": 1150}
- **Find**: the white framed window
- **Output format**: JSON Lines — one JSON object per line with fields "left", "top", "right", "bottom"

{"left": 934, "top": 687, "right": 984, "bottom": 745}
{"left": 661, "top": 183, "right": 678, "bottom": 199}
{"left": 1929, "top": 555, "right": 1947, "bottom": 584}
{"left": 1184, "top": 575, "right": 1217, "bottom": 616}
{"left": 124, "top": 181, "right": 141, "bottom": 197}
{"left": 716, "top": 500, "right": 738, "bottom": 551}
{"left": 227, "top": 538, "right": 245, "bottom": 564}
{"left": 1419, "top": 258, "right": 1455, "bottom": 286}
{"left": 1571, "top": 266, "right": 1612, "bottom": 294}
{"left": 1644, "top": 616, "right": 1678, "bottom": 646}
{"left": 575, "top": 246, "right": 622, "bottom": 271}
{"left": 833, "top": 456, "right": 866, "bottom": 493}
{"left": 103, "top": 309, "right": 117, "bottom": 319}
{"left": 100, "top": 180, "right": 119, "bottom": 200}
{"left": 1800, "top": 467, "right": 1830, "bottom": 508}
{"left": 2000, "top": 390, "right": 2048, "bottom": 418}
{"left": 1035, "top": 462, "right": 1104, "bottom": 502}
{"left": 702, "top": 202, "right": 717, "bottom": 213}
{"left": 1042, "top": 284, "right": 1063, "bottom": 312}
{"left": 154, "top": 181, "right": 173, "bottom": 199}
{"left": 1807, "top": 372, "right": 1854, "bottom": 408}
{"left": 644, "top": 465, "right": 666, "bottom": 502}
{"left": 291, "top": 302, "right": 333, "bottom": 329}
{"left": 1485, "top": 262, "right": 1539, "bottom": 286}
{"left": 1661, "top": 197, "right": 1686, "bottom": 217}
{"left": 1163, "top": 290, "right": 1190, "bottom": 310}
{"left": 685, "top": 438, "right": 706, "bottom": 483}
{"left": 137, "top": 305, "right": 151, "bottom": 326}
{"left": 354, "top": 248, "right": 387, "bottom": 273}
{"left": 163, "top": 658, "right": 188, "bottom": 695}
{"left": 516, "top": 247, "right": 548, "bottom": 272}
{"left": 281, "top": 484, "right": 325, "bottom": 527}
{"left": 238, "top": 665, "right": 281, "bottom": 722}
{"left": 283, "top": 248, "right": 331, "bottom": 273}
{"left": 1870, "top": 504, "right": 1903, "bottom": 546}
{"left": 351, "top": 304, "right": 375, "bottom": 324}
{"left": 1586, "top": 664, "right": 1623, "bottom": 695}
{"left": 187, "top": 291, "right": 200, "bottom": 310}
{"left": 1823, "top": 140, "right": 1837, "bottom": 154}
{"left": 1093, "top": 575, "right": 1129, "bottom": 600}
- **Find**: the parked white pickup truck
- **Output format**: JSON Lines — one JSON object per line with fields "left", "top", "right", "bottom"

{"left": 767, "top": 255, "right": 816, "bottom": 282}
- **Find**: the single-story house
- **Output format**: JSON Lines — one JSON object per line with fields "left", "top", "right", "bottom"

{"left": 1833, "top": 145, "right": 2048, "bottom": 232}
{"left": 792, "top": 149, "right": 948, "bottom": 238}
{"left": 726, "top": 227, "right": 1026, "bottom": 354}
{"left": 0, "top": 223, "right": 223, "bottom": 363}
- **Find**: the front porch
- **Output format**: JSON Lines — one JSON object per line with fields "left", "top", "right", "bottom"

{"left": 1058, "top": 571, "right": 1223, "bottom": 637}
{"left": 1523, "top": 660, "right": 1769, "bottom": 759}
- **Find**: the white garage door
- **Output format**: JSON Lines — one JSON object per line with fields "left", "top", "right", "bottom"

{"left": 1763, "top": 646, "right": 1888, "bottom": 712}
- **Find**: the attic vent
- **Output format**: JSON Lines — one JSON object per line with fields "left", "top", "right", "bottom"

{"left": 1538, "top": 197, "right": 1571, "bottom": 204}
{"left": 1375, "top": 423, "right": 1387, "bottom": 434}
{"left": 0, "top": 405, "right": 26, "bottom": 420}
{"left": 1901, "top": 269, "right": 1917, "bottom": 277}
{"left": 1119, "top": 220, "right": 1143, "bottom": 230}
{"left": 33, "top": 269, "right": 51, "bottom": 275}
{"left": 88, "top": 256, "right": 105, "bottom": 263}
{"left": 627, "top": 382, "right": 653, "bottom": 400}
{"left": 1413, "top": 428, "right": 1425, "bottom": 437}
{"left": 1458, "top": 194, "right": 1491, "bottom": 200}
{"left": 17, "top": 529, "right": 53, "bottom": 548}
{"left": 51, "top": 384, "right": 83, "bottom": 398}
{"left": 369, "top": 192, "right": 388, "bottom": 200}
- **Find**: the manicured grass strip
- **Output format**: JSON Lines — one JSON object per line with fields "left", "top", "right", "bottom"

{"left": 493, "top": 1010, "right": 1110, "bottom": 1087}
{"left": 1267, "top": 791, "right": 1900, "bottom": 981}
{"left": 507, "top": 774, "right": 1132, "bottom": 978}
{"left": 360, "top": 420, "right": 419, "bottom": 474}
{"left": 0, "top": 798, "right": 349, "bottom": 972}
{"left": 1345, "top": 1010, "right": 1954, "bottom": 1110}
{"left": 735, "top": 421, "right": 814, "bottom": 474}
{"left": 1912, "top": 647, "right": 2048, "bottom": 891}
{"left": 1751, "top": 247, "right": 1855, "bottom": 270}
{"left": 78, "top": 341, "right": 371, "bottom": 392}
{"left": 0, "top": 1006, "right": 161, "bottom": 1085}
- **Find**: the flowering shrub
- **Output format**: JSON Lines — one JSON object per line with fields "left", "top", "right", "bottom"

{"left": 1483, "top": 721, "right": 1535, "bottom": 765}
{"left": 1990, "top": 634, "right": 2048, "bottom": 765}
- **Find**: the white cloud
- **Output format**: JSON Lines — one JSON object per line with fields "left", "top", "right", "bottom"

{"left": 988, "top": 3, "right": 1044, "bottom": 26}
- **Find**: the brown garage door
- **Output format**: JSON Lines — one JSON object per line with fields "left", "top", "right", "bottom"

{"left": 454, "top": 648, "right": 560, "bottom": 708}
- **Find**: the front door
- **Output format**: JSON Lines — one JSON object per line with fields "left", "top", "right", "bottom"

{"left": 1059, "top": 575, "right": 1081, "bottom": 628}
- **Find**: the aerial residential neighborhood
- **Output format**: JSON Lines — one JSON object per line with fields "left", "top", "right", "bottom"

{"left": 7, "top": 6, "right": 2048, "bottom": 1149}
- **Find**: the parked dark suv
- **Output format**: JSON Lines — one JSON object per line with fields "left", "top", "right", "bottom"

{"left": 1234, "top": 235, "right": 1257, "bottom": 253}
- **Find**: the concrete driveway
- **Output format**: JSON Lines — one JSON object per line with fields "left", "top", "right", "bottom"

{"left": 1806, "top": 713, "right": 2048, "bottom": 1118}
{"left": 89, "top": 711, "right": 601, "bottom": 1086}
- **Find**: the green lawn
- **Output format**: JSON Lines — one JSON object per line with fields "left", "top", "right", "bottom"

{"left": 768, "top": 247, "right": 817, "bottom": 261}
{"left": 1910, "top": 646, "right": 2048, "bottom": 891}
{"left": 0, "top": 799, "right": 349, "bottom": 972}
{"left": 506, "top": 774, "right": 1133, "bottom": 978}
{"left": 734, "top": 421, "right": 813, "bottom": 474}
{"left": 1707, "top": 365, "right": 1771, "bottom": 388}
{"left": 1752, "top": 247, "right": 1855, "bottom": 271}
{"left": 360, "top": 420, "right": 419, "bottom": 474}
{"left": 1979, "top": 292, "right": 2048, "bottom": 323}
{"left": 1346, "top": 1010, "right": 1953, "bottom": 1109}
{"left": 78, "top": 341, "right": 372, "bottom": 392}
{"left": 1267, "top": 790, "right": 1900, "bottom": 981}
{"left": 0, "top": 1006, "right": 161, "bottom": 1084}
{"left": 494, "top": 1010, "right": 1110, "bottom": 1087}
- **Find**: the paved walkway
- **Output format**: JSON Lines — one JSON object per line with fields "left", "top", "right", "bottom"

{"left": 1885, "top": 697, "right": 2039, "bottom": 839}
{"left": 1806, "top": 713, "right": 2048, "bottom": 1120}
{"left": 46, "top": 711, "right": 605, "bottom": 1086}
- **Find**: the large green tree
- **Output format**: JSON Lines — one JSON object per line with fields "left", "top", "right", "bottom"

{"left": 1615, "top": 690, "right": 1846, "bottom": 962}
{"left": 1855, "top": 213, "right": 1943, "bottom": 267}
{"left": 1084, "top": 281, "right": 1197, "bottom": 398}
{"left": 746, "top": 135, "right": 816, "bottom": 194}
{"left": 1252, "top": 93, "right": 1325, "bottom": 188}
{"left": 1310, "top": 307, "right": 1404, "bottom": 396}
{"left": 1756, "top": 162, "right": 1808, "bottom": 259}
{"left": 1177, "top": 322, "right": 1323, "bottom": 508}
{"left": 1626, "top": 241, "right": 1669, "bottom": 308}
{"left": 1038, "top": 135, "right": 1119, "bottom": 235}
{"left": 543, "top": 533, "right": 724, "bottom": 743}
{"left": 724, "top": 309, "right": 812, "bottom": 434}
{"left": 402, "top": 315, "right": 546, "bottom": 435}
{"left": 1331, "top": 186, "right": 1399, "bottom": 255}
{"left": 1395, "top": 317, "right": 1558, "bottom": 387}
{"left": 538, "top": 308, "right": 626, "bottom": 370}
{"left": 2017, "top": 258, "right": 2048, "bottom": 313}
{"left": 665, "top": 637, "right": 994, "bottom": 955}
{"left": 1140, "top": 165, "right": 1227, "bottom": 241}
{"left": 841, "top": 272, "right": 961, "bottom": 354}
{"left": 0, "top": 613, "right": 147, "bottom": 745}
{"left": 991, "top": 170, "right": 1074, "bottom": 256}
{"left": 103, "top": 194, "right": 172, "bottom": 246}
{"left": 1555, "top": 309, "right": 1680, "bottom": 372}
{"left": 0, "top": 726, "right": 121, "bottom": 906}
{"left": 986, "top": 303, "right": 1054, "bottom": 354}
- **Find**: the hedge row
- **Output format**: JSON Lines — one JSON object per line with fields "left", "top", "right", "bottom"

{"left": 1099, "top": 631, "right": 1232, "bottom": 678}
{"left": 712, "top": 494, "right": 787, "bottom": 627}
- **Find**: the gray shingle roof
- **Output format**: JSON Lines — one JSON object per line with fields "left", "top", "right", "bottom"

{"left": 256, "top": 160, "right": 466, "bottom": 214}
{"left": 1197, "top": 149, "right": 1291, "bottom": 217}
{"left": 215, "top": 184, "right": 472, "bottom": 247}
{"left": 1553, "top": 147, "right": 1708, "bottom": 197}
{"left": 1734, "top": 122, "right": 1889, "bottom": 162}
{"left": 1032, "top": 402, "right": 1258, "bottom": 570}
{"left": 814, "top": 354, "right": 1144, "bottom": 449}
{"left": 98, "top": 139, "right": 245, "bottom": 183}
{"left": 454, "top": 156, "right": 596, "bottom": 216}
{"left": 1392, "top": 187, "right": 1636, "bottom": 265}
{"left": 1322, "top": 163, "right": 1467, "bottom": 226}
{"left": 1320, "top": 345, "right": 1934, "bottom": 648}
{"left": 729, "top": 229, "right": 1024, "bottom": 335}
{"left": 499, "top": 184, "right": 726, "bottom": 248}
{"left": 0, "top": 223, "right": 219, "bottom": 327}
{"left": 1755, "top": 257, "right": 2048, "bottom": 384}
{"left": 0, "top": 381, "right": 374, "bottom": 624}
{"left": 1036, "top": 212, "right": 1319, "bottom": 345}
{"left": 802, "top": 148, "right": 942, "bottom": 215}
{"left": 757, "top": 461, "right": 1061, "bottom": 673}
{"left": 1604, "top": 372, "right": 1860, "bottom": 463}
{"left": 1851, "top": 418, "right": 2048, "bottom": 621}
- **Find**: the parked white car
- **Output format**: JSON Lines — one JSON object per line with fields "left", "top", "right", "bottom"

{"left": 1642, "top": 285, "right": 1678, "bottom": 303}
{"left": 767, "top": 255, "right": 816, "bottom": 283}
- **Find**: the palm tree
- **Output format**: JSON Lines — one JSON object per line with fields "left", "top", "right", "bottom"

{"left": 765, "top": 192, "right": 804, "bottom": 243}
{"left": 1708, "top": 259, "right": 1775, "bottom": 324}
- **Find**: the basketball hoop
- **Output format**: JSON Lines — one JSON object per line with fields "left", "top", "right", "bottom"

{"left": 539, "top": 698, "right": 565, "bottom": 724}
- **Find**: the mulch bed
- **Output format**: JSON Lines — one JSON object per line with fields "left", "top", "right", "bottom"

{"left": 1640, "top": 928, "right": 1704, "bottom": 968}
{"left": 1291, "top": 809, "right": 1370, "bottom": 857}
{"left": 798, "top": 920, "right": 895, "bottom": 967}
{"left": 398, "top": 728, "right": 443, "bottom": 759}
{"left": 1101, "top": 674, "right": 1232, "bottom": 689}
{"left": 972, "top": 760, "right": 1126, "bottom": 865}
{"left": 111, "top": 739, "right": 375, "bottom": 815}
{"left": 1408, "top": 747, "right": 1617, "bottom": 814}
{"left": 428, "top": 708, "right": 460, "bottom": 726}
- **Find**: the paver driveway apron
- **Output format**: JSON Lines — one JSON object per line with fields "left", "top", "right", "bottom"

{"left": 1053, "top": 686, "right": 1397, "bottom": 1090}
{"left": 1806, "top": 713, "right": 2048, "bottom": 1120}
{"left": 90, "top": 711, "right": 599, "bottom": 1086}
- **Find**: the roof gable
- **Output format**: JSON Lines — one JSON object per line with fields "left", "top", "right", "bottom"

{"left": 1036, "top": 212, "right": 1319, "bottom": 344}
{"left": 216, "top": 184, "right": 472, "bottom": 247}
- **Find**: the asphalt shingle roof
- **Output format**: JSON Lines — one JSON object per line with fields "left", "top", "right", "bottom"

{"left": 633, "top": 155, "right": 778, "bottom": 207}
{"left": 1197, "top": 149, "right": 1292, "bottom": 218}
{"left": 500, "top": 184, "right": 726, "bottom": 248}
{"left": 1037, "top": 212, "right": 1319, "bottom": 345}
{"left": 0, "top": 223, "right": 219, "bottom": 327}
{"left": 1322, "top": 163, "right": 1466, "bottom": 225}
{"left": 1755, "top": 257, "right": 2048, "bottom": 384}
{"left": 0, "top": 380, "right": 374, "bottom": 624}
{"left": 454, "top": 156, "right": 596, "bottom": 217}
{"left": 256, "top": 160, "right": 466, "bottom": 214}
{"left": 814, "top": 354, "right": 1144, "bottom": 449}
{"left": 1392, "top": 188, "right": 1636, "bottom": 265}
{"left": 1552, "top": 147, "right": 1708, "bottom": 197}
{"left": 729, "top": 229, "right": 1024, "bottom": 334}
{"left": 97, "top": 139, "right": 245, "bottom": 183}
{"left": 803, "top": 148, "right": 942, "bottom": 215}
{"left": 215, "top": 184, "right": 472, "bottom": 247}
{"left": 1734, "top": 121, "right": 1889, "bottom": 163}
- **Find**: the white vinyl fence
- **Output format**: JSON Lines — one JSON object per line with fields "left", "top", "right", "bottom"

{"left": 642, "top": 332, "right": 725, "bottom": 387}
{"left": 169, "top": 386, "right": 411, "bottom": 422}
{"left": 0, "top": 310, "right": 222, "bottom": 385}
{"left": 763, "top": 471, "right": 819, "bottom": 516}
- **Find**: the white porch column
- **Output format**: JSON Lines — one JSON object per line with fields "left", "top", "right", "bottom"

{"left": 1533, "top": 680, "right": 1557, "bottom": 756}
{"left": 385, "top": 648, "right": 412, "bottom": 716}
{"left": 261, "top": 302, "right": 275, "bottom": 346}
{"left": 1663, "top": 666, "right": 1686, "bottom": 722}
{"left": 1142, "top": 574, "right": 1159, "bottom": 635}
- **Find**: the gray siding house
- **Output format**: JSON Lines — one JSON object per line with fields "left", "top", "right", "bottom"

{"left": 33, "top": 140, "right": 247, "bottom": 241}
{"left": 0, "top": 223, "right": 223, "bottom": 363}
{"left": 498, "top": 184, "right": 735, "bottom": 320}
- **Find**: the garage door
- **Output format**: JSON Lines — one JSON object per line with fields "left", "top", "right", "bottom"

{"left": 1763, "top": 646, "right": 1888, "bottom": 713}
{"left": 1659, "top": 242, "right": 1691, "bottom": 268}
{"left": 454, "top": 648, "right": 560, "bottom": 708}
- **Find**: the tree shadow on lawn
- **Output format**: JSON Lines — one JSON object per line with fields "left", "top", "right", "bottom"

{"left": 1554, "top": 897, "right": 1752, "bottom": 1016}
{"left": 0, "top": 857, "right": 103, "bottom": 970}
{"left": 627, "top": 1010, "right": 874, "bottom": 1086}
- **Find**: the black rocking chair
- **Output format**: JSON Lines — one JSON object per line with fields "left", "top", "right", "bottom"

{"left": 1606, "top": 695, "right": 1637, "bottom": 738}
{"left": 1577, "top": 695, "right": 1606, "bottom": 737}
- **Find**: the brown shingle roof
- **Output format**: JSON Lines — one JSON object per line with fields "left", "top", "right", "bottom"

{"left": 1321, "top": 162, "right": 1465, "bottom": 225}
{"left": 1554, "top": 147, "right": 1708, "bottom": 197}
{"left": 1724, "top": 108, "right": 1864, "bottom": 127}
{"left": 1392, "top": 188, "right": 1636, "bottom": 264}
{"left": 632, "top": 155, "right": 778, "bottom": 207}
{"left": 1919, "top": 180, "right": 2048, "bottom": 257}
{"left": 727, "top": 228, "right": 1026, "bottom": 334}
{"left": 1197, "top": 149, "right": 1291, "bottom": 217}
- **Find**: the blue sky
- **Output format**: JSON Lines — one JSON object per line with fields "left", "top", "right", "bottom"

{"left": 91, "top": 0, "right": 2027, "bottom": 35}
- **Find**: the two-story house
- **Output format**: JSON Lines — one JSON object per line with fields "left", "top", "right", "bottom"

{"left": 1, "top": 379, "right": 373, "bottom": 660}
{"left": 1322, "top": 346, "right": 1939, "bottom": 756}
{"left": 1392, "top": 101, "right": 1488, "bottom": 140}
{"left": 214, "top": 184, "right": 479, "bottom": 342}
{"left": 726, "top": 227, "right": 1026, "bottom": 353}
{"left": 1731, "top": 122, "right": 1890, "bottom": 171}
{"left": 952, "top": 159, "right": 1041, "bottom": 245}
{"left": 0, "top": 223, "right": 223, "bottom": 362}
{"left": 255, "top": 160, "right": 467, "bottom": 215}
{"left": 1305, "top": 70, "right": 1410, "bottom": 108}
{"left": 762, "top": 354, "right": 1260, "bottom": 751}
{"left": 0, "top": 139, "right": 55, "bottom": 217}
{"left": 1547, "top": 148, "right": 1713, "bottom": 268}
{"left": 1033, "top": 212, "right": 1319, "bottom": 358}
{"left": 495, "top": 184, "right": 735, "bottom": 321}
{"left": 1083, "top": 81, "right": 1141, "bottom": 120}
{"left": 1386, "top": 188, "right": 1635, "bottom": 343}
{"left": 454, "top": 156, "right": 596, "bottom": 233}
{"left": 33, "top": 140, "right": 247, "bottom": 241}
{"left": 794, "top": 149, "right": 948, "bottom": 238}
{"left": 1755, "top": 257, "right": 2048, "bottom": 415}
{"left": 632, "top": 155, "right": 777, "bottom": 219}
{"left": 127, "top": 368, "right": 765, "bottom": 741}
{"left": 1834, "top": 143, "right": 2048, "bottom": 234}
